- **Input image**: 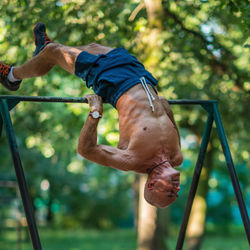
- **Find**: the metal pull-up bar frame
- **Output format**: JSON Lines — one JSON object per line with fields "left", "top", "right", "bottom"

{"left": 0, "top": 95, "right": 249, "bottom": 250}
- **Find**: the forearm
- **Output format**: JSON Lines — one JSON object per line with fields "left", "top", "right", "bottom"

{"left": 77, "top": 94, "right": 136, "bottom": 171}
{"left": 77, "top": 116, "right": 136, "bottom": 171}
{"left": 77, "top": 94, "right": 103, "bottom": 155}
{"left": 77, "top": 115, "right": 99, "bottom": 155}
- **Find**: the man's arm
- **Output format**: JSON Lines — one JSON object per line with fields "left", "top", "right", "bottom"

{"left": 159, "top": 96, "right": 181, "bottom": 146}
{"left": 77, "top": 95, "right": 136, "bottom": 171}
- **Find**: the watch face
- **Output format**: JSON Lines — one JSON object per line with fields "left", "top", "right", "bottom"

{"left": 92, "top": 111, "right": 100, "bottom": 118}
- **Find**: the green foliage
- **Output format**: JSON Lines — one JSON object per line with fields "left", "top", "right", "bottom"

{"left": 0, "top": 0, "right": 249, "bottom": 232}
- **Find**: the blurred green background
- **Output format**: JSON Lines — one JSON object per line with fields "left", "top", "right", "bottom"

{"left": 0, "top": 0, "right": 249, "bottom": 249}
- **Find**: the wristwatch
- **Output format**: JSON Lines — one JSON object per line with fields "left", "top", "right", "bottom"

{"left": 89, "top": 110, "right": 102, "bottom": 119}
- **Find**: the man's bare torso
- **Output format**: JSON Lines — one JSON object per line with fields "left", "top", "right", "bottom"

{"left": 116, "top": 84, "right": 183, "bottom": 173}
{"left": 77, "top": 45, "right": 182, "bottom": 174}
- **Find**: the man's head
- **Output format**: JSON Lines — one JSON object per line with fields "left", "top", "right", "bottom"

{"left": 144, "top": 161, "right": 180, "bottom": 208}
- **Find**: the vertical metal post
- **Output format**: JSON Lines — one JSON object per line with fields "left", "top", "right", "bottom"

{"left": 176, "top": 112, "right": 214, "bottom": 250}
{"left": 213, "top": 103, "right": 250, "bottom": 244}
{"left": 16, "top": 184, "right": 23, "bottom": 250}
{"left": 0, "top": 99, "right": 42, "bottom": 250}
{"left": 0, "top": 114, "right": 3, "bottom": 137}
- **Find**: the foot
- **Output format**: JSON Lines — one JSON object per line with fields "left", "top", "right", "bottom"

{"left": 0, "top": 63, "right": 21, "bottom": 91}
{"left": 33, "top": 22, "right": 53, "bottom": 56}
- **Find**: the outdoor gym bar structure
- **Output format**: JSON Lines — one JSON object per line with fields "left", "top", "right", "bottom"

{"left": 0, "top": 95, "right": 249, "bottom": 250}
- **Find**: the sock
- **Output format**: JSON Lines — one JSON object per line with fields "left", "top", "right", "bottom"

{"left": 7, "top": 67, "right": 21, "bottom": 82}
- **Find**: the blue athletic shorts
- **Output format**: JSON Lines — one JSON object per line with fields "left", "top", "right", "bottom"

{"left": 75, "top": 47, "right": 158, "bottom": 107}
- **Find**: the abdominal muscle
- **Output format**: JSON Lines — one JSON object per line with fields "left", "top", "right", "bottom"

{"left": 116, "top": 84, "right": 182, "bottom": 173}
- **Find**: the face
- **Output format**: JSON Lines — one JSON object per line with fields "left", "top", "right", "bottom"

{"left": 144, "top": 163, "right": 180, "bottom": 208}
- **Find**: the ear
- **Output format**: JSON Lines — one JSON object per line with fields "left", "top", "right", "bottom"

{"left": 147, "top": 179, "right": 156, "bottom": 190}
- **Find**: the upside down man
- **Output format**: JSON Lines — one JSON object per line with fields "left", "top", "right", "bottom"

{"left": 0, "top": 23, "right": 183, "bottom": 207}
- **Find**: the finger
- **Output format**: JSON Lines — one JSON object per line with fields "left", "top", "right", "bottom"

{"left": 84, "top": 95, "right": 95, "bottom": 103}
{"left": 83, "top": 95, "right": 91, "bottom": 101}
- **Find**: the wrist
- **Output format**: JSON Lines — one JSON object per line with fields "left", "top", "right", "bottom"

{"left": 89, "top": 110, "right": 102, "bottom": 119}
{"left": 90, "top": 105, "right": 102, "bottom": 113}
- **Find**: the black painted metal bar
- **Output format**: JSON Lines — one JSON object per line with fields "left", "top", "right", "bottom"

{"left": 0, "top": 95, "right": 249, "bottom": 249}
{"left": 0, "top": 95, "right": 88, "bottom": 103}
{"left": 0, "top": 95, "right": 217, "bottom": 105}
{"left": 169, "top": 99, "right": 217, "bottom": 105}
{"left": 0, "top": 99, "right": 42, "bottom": 250}
{"left": 176, "top": 112, "right": 214, "bottom": 250}
{"left": 213, "top": 103, "right": 250, "bottom": 244}
{"left": 0, "top": 114, "right": 2, "bottom": 138}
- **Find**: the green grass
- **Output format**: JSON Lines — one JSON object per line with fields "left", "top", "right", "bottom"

{"left": 0, "top": 228, "right": 248, "bottom": 250}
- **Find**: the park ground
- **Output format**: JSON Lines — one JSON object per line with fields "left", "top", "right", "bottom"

{"left": 0, "top": 227, "right": 248, "bottom": 250}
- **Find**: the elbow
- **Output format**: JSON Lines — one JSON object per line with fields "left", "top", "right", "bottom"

{"left": 77, "top": 145, "right": 91, "bottom": 158}
{"left": 77, "top": 146, "right": 85, "bottom": 157}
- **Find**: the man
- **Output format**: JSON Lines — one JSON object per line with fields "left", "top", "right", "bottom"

{"left": 0, "top": 23, "right": 183, "bottom": 207}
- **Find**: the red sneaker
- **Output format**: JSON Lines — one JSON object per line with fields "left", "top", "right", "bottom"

{"left": 0, "top": 63, "right": 21, "bottom": 91}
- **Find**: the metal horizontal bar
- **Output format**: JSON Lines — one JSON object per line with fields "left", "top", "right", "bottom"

{"left": 168, "top": 99, "right": 217, "bottom": 105}
{"left": 0, "top": 95, "right": 217, "bottom": 105}
{"left": 0, "top": 95, "right": 88, "bottom": 103}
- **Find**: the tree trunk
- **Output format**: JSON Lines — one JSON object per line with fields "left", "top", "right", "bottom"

{"left": 137, "top": 175, "right": 167, "bottom": 250}
{"left": 186, "top": 146, "right": 214, "bottom": 250}
{"left": 138, "top": 0, "right": 164, "bottom": 74}
{"left": 136, "top": 1, "right": 167, "bottom": 250}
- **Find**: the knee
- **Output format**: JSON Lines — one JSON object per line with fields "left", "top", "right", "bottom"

{"left": 43, "top": 43, "right": 60, "bottom": 53}
{"left": 40, "top": 43, "right": 61, "bottom": 64}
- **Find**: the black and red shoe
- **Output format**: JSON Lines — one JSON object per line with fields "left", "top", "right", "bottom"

{"left": 33, "top": 22, "right": 53, "bottom": 56}
{"left": 0, "top": 63, "right": 21, "bottom": 91}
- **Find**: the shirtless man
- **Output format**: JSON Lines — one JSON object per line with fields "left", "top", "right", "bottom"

{"left": 0, "top": 23, "right": 183, "bottom": 207}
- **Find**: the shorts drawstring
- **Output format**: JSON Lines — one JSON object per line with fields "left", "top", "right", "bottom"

{"left": 140, "top": 76, "right": 155, "bottom": 112}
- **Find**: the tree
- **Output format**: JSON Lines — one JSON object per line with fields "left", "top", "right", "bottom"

{"left": 135, "top": 1, "right": 168, "bottom": 250}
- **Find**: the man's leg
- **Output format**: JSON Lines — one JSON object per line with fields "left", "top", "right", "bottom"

{"left": 13, "top": 43, "right": 81, "bottom": 79}
{"left": 1, "top": 22, "right": 115, "bottom": 91}
{"left": 12, "top": 42, "right": 114, "bottom": 80}
{"left": 0, "top": 43, "right": 84, "bottom": 91}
